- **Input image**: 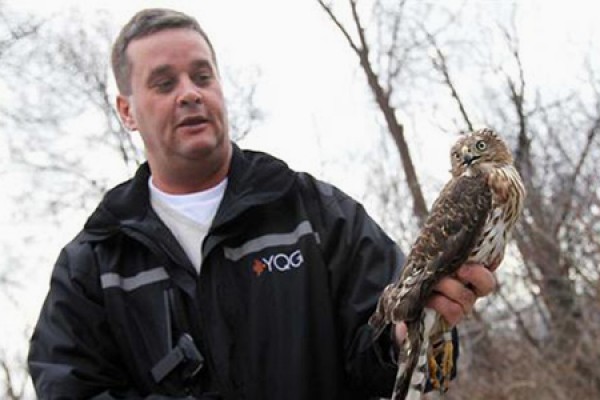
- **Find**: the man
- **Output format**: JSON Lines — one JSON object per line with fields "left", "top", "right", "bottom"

{"left": 28, "top": 8, "right": 496, "bottom": 400}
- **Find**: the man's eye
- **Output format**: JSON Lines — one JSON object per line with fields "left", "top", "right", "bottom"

{"left": 193, "top": 73, "right": 212, "bottom": 86}
{"left": 154, "top": 79, "right": 175, "bottom": 92}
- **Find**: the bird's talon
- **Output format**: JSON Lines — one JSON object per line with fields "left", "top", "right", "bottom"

{"left": 428, "top": 354, "right": 441, "bottom": 391}
{"left": 441, "top": 340, "right": 454, "bottom": 391}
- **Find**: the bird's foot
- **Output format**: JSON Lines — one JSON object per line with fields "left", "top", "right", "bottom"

{"left": 427, "top": 353, "right": 442, "bottom": 391}
{"left": 441, "top": 331, "right": 454, "bottom": 392}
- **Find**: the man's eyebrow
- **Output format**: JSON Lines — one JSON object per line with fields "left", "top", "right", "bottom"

{"left": 190, "top": 59, "right": 214, "bottom": 71}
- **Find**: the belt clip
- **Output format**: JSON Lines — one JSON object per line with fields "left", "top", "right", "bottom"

{"left": 151, "top": 333, "right": 205, "bottom": 383}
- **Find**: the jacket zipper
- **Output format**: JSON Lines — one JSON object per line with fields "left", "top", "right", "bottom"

{"left": 118, "top": 223, "right": 227, "bottom": 396}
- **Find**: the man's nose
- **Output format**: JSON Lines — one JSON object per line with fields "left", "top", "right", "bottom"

{"left": 178, "top": 79, "right": 202, "bottom": 106}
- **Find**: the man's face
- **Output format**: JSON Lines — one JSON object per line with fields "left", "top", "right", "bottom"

{"left": 117, "top": 28, "right": 229, "bottom": 180}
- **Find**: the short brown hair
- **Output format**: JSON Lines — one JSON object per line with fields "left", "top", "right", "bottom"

{"left": 111, "top": 8, "right": 218, "bottom": 94}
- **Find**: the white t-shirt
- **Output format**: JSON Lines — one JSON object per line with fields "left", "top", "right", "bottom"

{"left": 148, "top": 177, "right": 227, "bottom": 274}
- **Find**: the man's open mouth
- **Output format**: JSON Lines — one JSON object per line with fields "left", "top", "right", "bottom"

{"left": 177, "top": 115, "right": 209, "bottom": 128}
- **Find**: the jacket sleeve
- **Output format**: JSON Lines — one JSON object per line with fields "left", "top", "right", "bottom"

{"left": 27, "top": 240, "right": 191, "bottom": 400}
{"left": 319, "top": 190, "right": 402, "bottom": 395}
{"left": 310, "top": 181, "right": 457, "bottom": 396}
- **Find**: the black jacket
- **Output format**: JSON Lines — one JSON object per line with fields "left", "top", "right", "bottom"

{"left": 28, "top": 145, "right": 406, "bottom": 399}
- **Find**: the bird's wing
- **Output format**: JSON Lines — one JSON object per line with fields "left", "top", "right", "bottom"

{"left": 394, "top": 174, "right": 493, "bottom": 322}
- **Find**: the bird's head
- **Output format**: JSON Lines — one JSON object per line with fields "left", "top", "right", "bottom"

{"left": 449, "top": 128, "right": 514, "bottom": 177}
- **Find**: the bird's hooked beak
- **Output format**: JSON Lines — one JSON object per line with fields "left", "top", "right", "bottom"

{"left": 461, "top": 146, "right": 479, "bottom": 166}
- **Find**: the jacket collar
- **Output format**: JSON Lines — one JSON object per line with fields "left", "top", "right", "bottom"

{"left": 83, "top": 143, "right": 296, "bottom": 238}
{"left": 214, "top": 143, "right": 296, "bottom": 228}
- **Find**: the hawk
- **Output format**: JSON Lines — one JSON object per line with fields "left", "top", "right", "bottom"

{"left": 369, "top": 128, "right": 526, "bottom": 400}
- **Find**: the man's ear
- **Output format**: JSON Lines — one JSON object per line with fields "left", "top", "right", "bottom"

{"left": 116, "top": 94, "right": 137, "bottom": 131}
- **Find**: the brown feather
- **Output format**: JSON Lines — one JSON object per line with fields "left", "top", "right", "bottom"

{"left": 369, "top": 128, "right": 526, "bottom": 400}
{"left": 369, "top": 174, "right": 492, "bottom": 331}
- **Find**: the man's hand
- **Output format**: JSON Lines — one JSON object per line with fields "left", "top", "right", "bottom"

{"left": 393, "top": 263, "right": 496, "bottom": 343}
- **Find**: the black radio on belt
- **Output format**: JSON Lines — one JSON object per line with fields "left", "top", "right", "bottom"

{"left": 151, "top": 333, "right": 205, "bottom": 383}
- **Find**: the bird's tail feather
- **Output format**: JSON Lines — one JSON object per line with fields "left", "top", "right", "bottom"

{"left": 369, "top": 284, "right": 395, "bottom": 342}
{"left": 392, "top": 309, "right": 438, "bottom": 400}
{"left": 391, "top": 318, "right": 422, "bottom": 400}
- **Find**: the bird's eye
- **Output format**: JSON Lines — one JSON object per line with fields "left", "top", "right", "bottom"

{"left": 452, "top": 151, "right": 460, "bottom": 159}
{"left": 475, "top": 140, "right": 487, "bottom": 151}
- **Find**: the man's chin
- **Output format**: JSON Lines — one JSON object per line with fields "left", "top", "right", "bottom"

{"left": 180, "top": 137, "right": 229, "bottom": 161}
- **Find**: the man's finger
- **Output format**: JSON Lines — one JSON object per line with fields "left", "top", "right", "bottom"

{"left": 426, "top": 296, "right": 464, "bottom": 326}
{"left": 394, "top": 322, "right": 407, "bottom": 347}
{"left": 433, "top": 277, "right": 477, "bottom": 313}
{"left": 456, "top": 264, "right": 497, "bottom": 297}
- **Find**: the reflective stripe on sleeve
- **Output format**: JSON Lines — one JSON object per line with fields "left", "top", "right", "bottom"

{"left": 101, "top": 267, "right": 169, "bottom": 292}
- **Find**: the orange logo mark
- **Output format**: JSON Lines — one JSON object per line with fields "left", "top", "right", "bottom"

{"left": 252, "top": 259, "right": 267, "bottom": 276}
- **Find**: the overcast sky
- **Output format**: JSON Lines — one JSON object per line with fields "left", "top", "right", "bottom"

{"left": 7, "top": 0, "right": 600, "bottom": 191}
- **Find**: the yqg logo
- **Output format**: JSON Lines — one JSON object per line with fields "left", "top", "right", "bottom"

{"left": 252, "top": 250, "right": 304, "bottom": 276}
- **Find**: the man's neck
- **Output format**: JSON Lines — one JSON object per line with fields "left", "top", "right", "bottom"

{"left": 149, "top": 146, "right": 232, "bottom": 194}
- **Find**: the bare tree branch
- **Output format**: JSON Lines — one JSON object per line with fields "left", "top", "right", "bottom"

{"left": 1, "top": 357, "right": 25, "bottom": 400}
{"left": 554, "top": 118, "right": 599, "bottom": 234}
{"left": 316, "top": 0, "right": 361, "bottom": 55}
{"left": 317, "top": 0, "right": 429, "bottom": 225}
{"left": 424, "top": 28, "right": 474, "bottom": 131}
{"left": 0, "top": 8, "right": 43, "bottom": 56}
